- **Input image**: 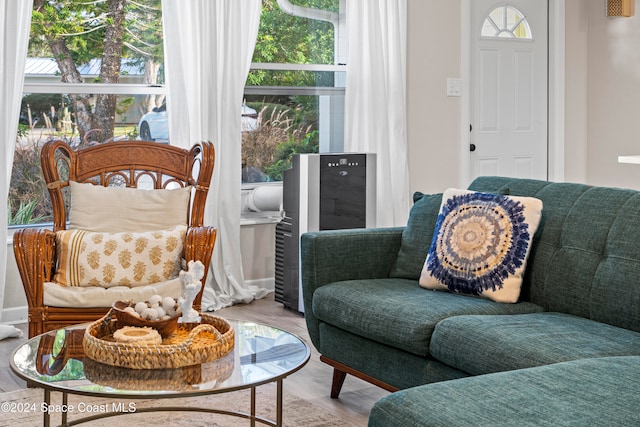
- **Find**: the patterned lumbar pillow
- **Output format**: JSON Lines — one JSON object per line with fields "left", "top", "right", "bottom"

{"left": 419, "top": 188, "right": 543, "bottom": 303}
{"left": 54, "top": 225, "right": 187, "bottom": 287}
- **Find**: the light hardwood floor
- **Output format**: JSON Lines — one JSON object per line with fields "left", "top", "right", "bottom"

{"left": 0, "top": 294, "right": 389, "bottom": 426}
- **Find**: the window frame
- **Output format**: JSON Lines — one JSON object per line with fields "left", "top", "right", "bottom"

{"left": 246, "top": 63, "right": 346, "bottom": 95}
{"left": 21, "top": 82, "right": 166, "bottom": 96}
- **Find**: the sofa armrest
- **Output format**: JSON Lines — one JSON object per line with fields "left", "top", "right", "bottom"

{"left": 300, "top": 227, "right": 404, "bottom": 346}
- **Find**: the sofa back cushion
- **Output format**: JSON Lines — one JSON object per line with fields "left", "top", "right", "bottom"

{"left": 390, "top": 192, "right": 443, "bottom": 279}
{"left": 468, "top": 176, "right": 640, "bottom": 333}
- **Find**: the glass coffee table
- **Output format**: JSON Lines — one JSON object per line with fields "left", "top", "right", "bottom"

{"left": 10, "top": 319, "right": 310, "bottom": 427}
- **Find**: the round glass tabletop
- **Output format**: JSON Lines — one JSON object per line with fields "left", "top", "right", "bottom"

{"left": 10, "top": 319, "right": 310, "bottom": 399}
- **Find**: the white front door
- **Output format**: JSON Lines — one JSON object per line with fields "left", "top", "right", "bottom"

{"left": 470, "top": 0, "right": 548, "bottom": 180}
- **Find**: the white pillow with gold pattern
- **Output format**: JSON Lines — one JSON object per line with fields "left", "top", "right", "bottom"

{"left": 54, "top": 225, "right": 187, "bottom": 288}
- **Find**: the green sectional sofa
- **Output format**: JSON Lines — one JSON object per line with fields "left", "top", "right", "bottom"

{"left": 300, "top": 176, "right": 640, "bottom": 426}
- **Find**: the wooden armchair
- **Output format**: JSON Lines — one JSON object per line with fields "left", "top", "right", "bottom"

{"left": 13, "top": 140, "right": 216, "bottom": 338}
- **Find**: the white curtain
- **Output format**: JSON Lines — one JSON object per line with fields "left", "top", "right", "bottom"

{"left": 344, "top": 0, "right": 410, "bottom": 227}
{"left": 162, "top": 0, "right": 268, "bottom": 311}
{"left": 1, "top": 0, "right": 33, "bottom": 321}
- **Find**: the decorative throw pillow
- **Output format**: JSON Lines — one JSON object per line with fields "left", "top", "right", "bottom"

{"left": 69, "top": 181, "right": 191, "bottom": 233}
{"left": 54, "top": 225, "right": 187, "bottom": 288}
{"left": 419, "top": 188, "right": 543, "bottom": 303}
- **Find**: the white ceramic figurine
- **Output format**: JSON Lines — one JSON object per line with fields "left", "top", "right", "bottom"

{"left": 178, "top": 260, "right": 205, "bottom": 323}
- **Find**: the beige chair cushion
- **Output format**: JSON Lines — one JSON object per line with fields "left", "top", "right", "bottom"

{"left": 43, "top": 278, "right": 182, "bottom": 308}
{"left": 68, "top": 181, "right": 191, "bottom": 233}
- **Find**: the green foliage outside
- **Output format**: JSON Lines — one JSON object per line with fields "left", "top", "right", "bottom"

{"left": 29, "top": 0, "right": 163, "bottom": 142}
{"left": 30, "top": 0, "right": 164, "bottom": 71}
{"left": 9, "top": 140, "right": 53, "bottom": 225}
{"left": 17, "top": 124, "right": 29, "bottom": 139}
{"left": 241, "top": 0, "right": 338, "bottom": 180}
{"left": 265, "top": 130, "right": 319, "bottom": 181}
{"left": 8, "top": 200, "right": 47, "bottom": 226}
{"left": 249, "top": 0, "right": 337, "bottom": 87}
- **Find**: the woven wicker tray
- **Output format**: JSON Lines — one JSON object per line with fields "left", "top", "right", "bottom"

{"left": 83, "top": 310, "right": 235, "bottom": 369}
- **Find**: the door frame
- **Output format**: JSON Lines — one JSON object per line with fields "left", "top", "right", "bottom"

{"left": 460, "top": 0, "right": 565, "bottom": 186}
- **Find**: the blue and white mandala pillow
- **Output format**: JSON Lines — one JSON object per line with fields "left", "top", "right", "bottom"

{"left": 419, "top": 188, "right": 543, "bottom": 303}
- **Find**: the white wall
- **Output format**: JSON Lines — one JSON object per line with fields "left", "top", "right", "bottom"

{"left": 586, "top": 0, "right": 640, "bottom": 189}
{"left": 3, "top": 237, "right": 28, "bottom": 323}
{"left": 406, "top": 0, "right": 462, "bottom": 194}
{"left": 240, "top": 222, "right": 276, "bottom": 291}
{"left": 564, "top": 0, "right": 589, "bottom": 184}
{"left": 407, "top": 0, "right": 640, "bottom": 193}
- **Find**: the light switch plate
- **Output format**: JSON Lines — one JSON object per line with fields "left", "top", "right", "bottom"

{"left": 447, "top": 78, "right": 462, "bottom": 97}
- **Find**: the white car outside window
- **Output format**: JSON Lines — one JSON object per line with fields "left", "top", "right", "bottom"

{"left": 138, "top": 102, "right": 258, "bottom": 142}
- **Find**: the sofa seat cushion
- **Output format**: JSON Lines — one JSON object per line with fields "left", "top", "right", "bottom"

{"left": 430, "top": 312, "right": 640, "bottom": 375}
{"left": 312, "top": 279, "right": 543, "bottom": 356}
{"left": 368, "top": 356, "right": 640, "bottom": 427}
{"left": 43, "top": 278, "right": 182, "bottom": 308}
{"left": 318, "top": 322, "right": 469, "bottom": 390}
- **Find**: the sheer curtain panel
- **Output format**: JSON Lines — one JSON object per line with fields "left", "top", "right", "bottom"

{"left": 162, "top": 0, "right": 268, "bottom": 311}
{"left": 1, "top": 0, "right": 33, "bottom": 320}
{"left": 344, "top": 0, "right": 410, "bottom": 227}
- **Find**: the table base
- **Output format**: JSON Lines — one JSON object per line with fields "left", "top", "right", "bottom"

{"left": 41, "top": 380, "right": 284, "bottom": 427}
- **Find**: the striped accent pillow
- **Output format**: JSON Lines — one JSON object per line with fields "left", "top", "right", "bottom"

{"left": 54, "top": 225, "right": 186, "bottom": 287}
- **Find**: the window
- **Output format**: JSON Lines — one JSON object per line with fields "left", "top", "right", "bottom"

{"left": 11, "top": 0, "right": 345, "bottom": 225}
{"left": 13, "top": 0, "right": 165, "bottom": 226}
{"left": 242, "top": 0, "right": 346, "bottom": 183}
{"left": 481, "top": 5, "right": 532, "bottom": 40}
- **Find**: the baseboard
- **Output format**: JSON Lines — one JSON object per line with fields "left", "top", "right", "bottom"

{"left": 246, "top": 277, "right": 275, "bottom": 292}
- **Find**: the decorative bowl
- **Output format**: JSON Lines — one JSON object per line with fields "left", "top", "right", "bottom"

{"left": 112, "top": 300, "right": 178, "bottom": 338}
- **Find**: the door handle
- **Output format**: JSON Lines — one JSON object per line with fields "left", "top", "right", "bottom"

{"left": 470, "top": 143, "right": 476, "bottom": 152}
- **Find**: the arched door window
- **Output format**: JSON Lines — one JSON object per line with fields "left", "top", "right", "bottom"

{"left": 481, "top": 5, "right": 532, "bottom": 39}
